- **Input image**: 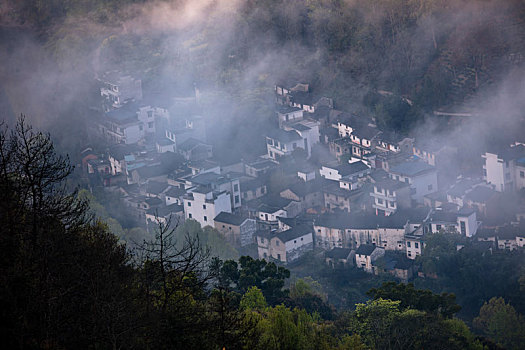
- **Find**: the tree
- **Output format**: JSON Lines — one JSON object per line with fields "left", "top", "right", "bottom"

{"left": 368, "top": 282, "right": 461, "bottom": 318}
{"left": 473, "top": 297, "right": 525, "bottom": 350}
{"left": 240, "top": 286, "right": 267, "bottom": 311}
{"left": 0, "top": 117, "right": 138, "bottom": 348}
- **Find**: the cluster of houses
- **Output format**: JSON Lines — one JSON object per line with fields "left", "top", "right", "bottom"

{"left": 82, "top": 75, "right": 525, "bottom": 282}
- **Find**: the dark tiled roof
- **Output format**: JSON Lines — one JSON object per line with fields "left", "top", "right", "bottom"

{"left": 214, "top": 212, "right": 248, "bottom": 226}
{"left": 266, "top": 129, "right": 302, "bottom": 143}
{"left": 145, "top": 181, "right": 170, "bottom": 195}
{"left": 147, "top": 203, "right": 184, "bottom": 216}
{"left": 464, "top": 186, "right": 497, "bottom": 203}
{"left": 325, "top": 247, "right": 351, "bottom": 259}
{"left": 389, "top": 161, "right": 435, "bottom": 177}
{"left": 337, "top": 161, "right": 370, "bottom": 176}
{"left": 374, "top": 179, "right": 409, "bottom": 191}
{"left": 277, "top": 105, "right": 302, "bottom": 114}
{"left": 275, "top": 224, "right": 313, "bottom": 242}
{"left": 356, "top": 244, "right": 377, "bottom": 256}
{"left": 165, "top": 187, "right": 186, "bottom": 197}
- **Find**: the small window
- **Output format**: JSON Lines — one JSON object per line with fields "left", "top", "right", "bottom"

{"left": 222, "top": 225, "right": 225, "bottom": 228}
{"left": 405, "top": 178, "right": 409, "bottom": 184}
{"left": 235, "top": 195, "right": 239, "bottom": 204}
{"left": 276, "top": 240, "right": 279, "bottom": 246}
{"left": 294, "top": 240, "right": 297, "bottom": 244}
{"left": 277, "top": 254, "right": 281, "bottom": 260}
{"left": 234, "top": 184, "right": 239, "bottom": 191}
{"left": 229, "top": 226, "right": 232, "bottom": 230}
{"left": 415, "top": 242, "right": 419, "bottom": 249}
{"left": 204, "top": 216, "right": 207, "bottom": 222}
{"left": 188, "top": 202, "right": 191, "bottom": 207}
{"left": 203, "top": 204, "right": 206, "bottom": 209}
{"left": 188, "top": 213, "right": 192, "bottom": 218}
{"left": 301, "top": 237, "right": 303, "bottom": 241}
{"left": 407, "top": 241, "right": 411, "bottom": 248}
{"left": 148, "top": 121, "right": 154, "bottom": 128}
{"left": 521, "top": 171, "right": 524, "bottom": 178}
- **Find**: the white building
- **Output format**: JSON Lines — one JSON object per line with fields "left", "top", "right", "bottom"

{"left": 277, "top": 106, "right": 304, "bottom": 127}
{"left": 183, "top": 187, "right": 232, "bottom": 227}
{"left": 256, "top": 225, "right": 314, "bottom": 264}
{"left": 99, "top": 73, "right": 142, "bottom": 111}
{"left": 482, "top": 144, "right": 525, "bottom": 192}
{"left": 388, "top": 161, "right": 438, "bottom": 204}
{"left": 370, "top": 179, "right": 411, "bottom": 216}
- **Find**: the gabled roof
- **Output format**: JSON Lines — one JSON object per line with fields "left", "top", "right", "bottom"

{"left": 337, "top": 161, "right": 370, "bottom": 177}
{"left": 275, "top": 224, "right": 313, "bottom": 242}
{"left": 374, "top": 178, "right": 409, "bottom": 191}
{"left": 136, "top": 165, "right": 168, "bottom": 179}
{"left": 277, "top": 105, "right": 302, "bottom": 114}
{"left": 214, "top": 212, "right": 249, "bottom": 226}
{"left": 353, "top": 124, "right": 381, "bottom": 141}
{"left": 389, "top": 161, "right": 435, "bottom": 177}
{"left": 266, "top": 129, "right": 302, "bottom": 143}
{"left": 283, "top": 180, "right": 323, "bottom": 198}
{"left": 147, "top": 203, "right": 184, "bottom": 217}
{"left": 145, "top": 181, "right": 170, "bottom": 195}
{"left": 447, "top": 179, "right": 482, "bottom": 197}
{"left": 108, "top": 144, "right": 142, "bottom": 160}
{"left": 325, "top": 247, "right": 352, "bottom": 259}
{"left": 464, "top": 186, "right": 497, "bottom": 203}
{"left": 165, "top": 187, "right": 186, "bottom": 197}
{"left": 356, "top": 244, "right": 377, "bottom": 256}
{"left": 178, "top": 138, "right": 210, "bottom": 152}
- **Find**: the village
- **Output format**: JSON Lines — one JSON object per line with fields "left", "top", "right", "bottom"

{"left": 81, "top": 72, "right": 525, "bottom": 283}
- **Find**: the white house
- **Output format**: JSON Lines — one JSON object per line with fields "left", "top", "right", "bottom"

{"left": 355, "top": 244, "right": 385, "bottom": 273}
{"left": 256, "top": 225, "right": 314, "bottom": 264}
{"left": 183, "top": 187, "right": 232, "bottom": 227}
{"left": 370, "top": 179, "right": 411, "bottom": 216}
{"left": 277, "top": 106, "right": 304, "bottom": 127}
{"left": 388, "top": 161, "right": 437, "bottom": 204}
{"left": 99, "top": 73, "right": 142, "bottom": 111}
{"left": 482, "top": 144, "right": 525, "bottom": 192}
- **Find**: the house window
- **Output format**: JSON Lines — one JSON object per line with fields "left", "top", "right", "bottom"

{"left": 415, "top": 242, "right": 419, "bottom": 249}
{"left": 389, "top": 201, "right": 395, "bottom": 207}
{"left": 521, "top": 171, "right": 525, "bottom": 178}
{"left": 148, "top": 121, "right": 154, "bottom": 128}
{"left": 188, "top": 202, "right": 191, "bottom": 207}
{"left": 377, "top": 198, "right": 384, "bottom": 205}
{"left": 408, "top": 252, "right": 412, "bottom": 257}
{"left": 436, "top": 224, "right": 442, "bottom": 231}
{"left": 234, "top": 184, "right": 239, "bottom": 191}
{"left": 222, "top": 225, "right": 225, "bottom": 228}
{"left": 483, "top": 169, "right": 487, "bottom": 176}
{"left": 277, "top": 254, "right": 281, "bottom": 260}
{"left": 229, "top": 226, "right": 232, "bottom": 230}
{"left": 188, "top": 213, "right": 192, "bottom": 218}
{"left": 407, "top": 242, "right": 411, "bottom": 248}
{"left": 294, "top": 240, "right": 297, "bottom": 244}
{"left": 235, "top": 195, "right": 239, "bottom": 204}
{"left": 204, "top": 216, "right": 207, "bottom": 222}
{"left": 405, "top": 178, "right": 409, "bottom": 184}
{"left": 428, "top": 184, "right": 433, "bottom": 191}
{"left": 263, "top": 252, "right": 267, "bottom": 258}
{"left": 203, "top": 204, "right": 206, "bottom": 209}
{"left": 460, "top": 221, "right": 466, "bottom": 235}
{"left": 261, "top": 187, "right": 266, "bottom": 194}
{"left": 267, "top": 139, "right": 273, "bottom": 145}
{"left": 301, "top": 237, "right": 303, "bottom": 241}
{"left": 276, "top": 240, "right": 279, "bottom": 246}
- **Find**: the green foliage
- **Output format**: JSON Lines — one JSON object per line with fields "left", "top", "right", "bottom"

{"left": 368, "top": 281, "right": 461, "bottom": 318}
{"left": 241, "top": 286, "right": 268, "bottom": 311}
{"left": 473, "top": 297, "right": 525, "bottom": 350}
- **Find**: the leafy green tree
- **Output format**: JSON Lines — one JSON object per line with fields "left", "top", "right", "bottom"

{"left": 473, "top": 297, "right": 525, "bottom": 350}
{"left": 240, "top": 286, "right": 268, "bottom": 311}
{"left": 368, "top": 282, "right": 461, "bottom": 318}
